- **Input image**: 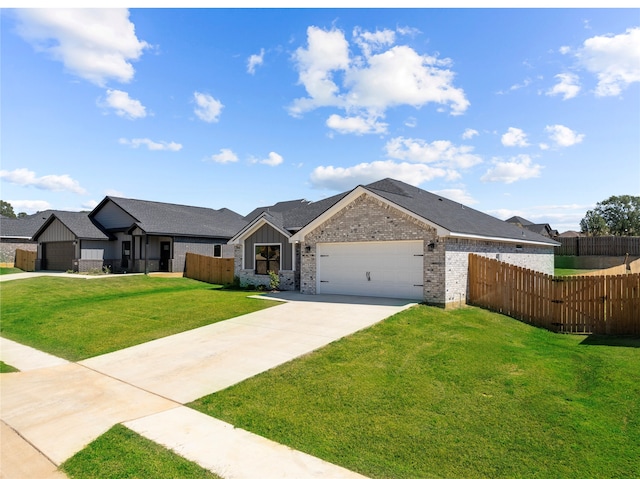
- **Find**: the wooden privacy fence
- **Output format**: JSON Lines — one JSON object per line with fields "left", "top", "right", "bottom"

{"left": 556, "top": 236, "right": 640, "bottom": 256}
{"left": 15, "top": 249, "right": 36, "bottom": 272}
{"left": 184, "top": 253, "right": 234, "bottom": 285}
{"left": 468, "top": 254, "right": 640, "bottom": 335}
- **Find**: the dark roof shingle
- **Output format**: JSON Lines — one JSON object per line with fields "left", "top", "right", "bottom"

{"left": 95, "top": 197, "right": 248, "bottom": 238}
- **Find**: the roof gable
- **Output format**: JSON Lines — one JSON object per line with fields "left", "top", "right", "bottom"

{"left": 32, "top": 212, "right": 111, "bottom": 241}
{"left": 229, "top": 212, "right": 291, "bottom": 244}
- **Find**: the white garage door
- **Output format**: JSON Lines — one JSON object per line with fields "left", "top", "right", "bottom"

{"left": 317, "top": 241, "right": 424, "bottom": 300}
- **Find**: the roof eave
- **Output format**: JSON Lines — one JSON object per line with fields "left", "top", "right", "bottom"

{"left": 447, "top": 231, "right": 559, "bottom": 247}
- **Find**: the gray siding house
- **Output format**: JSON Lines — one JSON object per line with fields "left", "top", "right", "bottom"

{"left": 231, "top": 178, "right": 559, "bottom": 308}
{"left": 32, "top": 197, "right": 247, "bottom": 273}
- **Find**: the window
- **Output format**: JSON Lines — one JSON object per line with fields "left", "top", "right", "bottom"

{"left": 255, "top": 244, "right": 280, "bottom": 274}
{"left": 214, "top": 244, "right": 222, "bottom": 257}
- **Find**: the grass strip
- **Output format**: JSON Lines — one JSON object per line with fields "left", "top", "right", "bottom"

{"left": 0, "top": 275, "right": 276, "bottom": 361}
{"left": 0, "top": 267, "right": 24, "bottom": 275}
{"left": 61, "top": 424, "right": 221, "bottom": 479}
{"left": 191, "top": 305, "right": 640, "bottom": 479}
{"left": 0, "top": 360, "right": 19, "bottom": 373}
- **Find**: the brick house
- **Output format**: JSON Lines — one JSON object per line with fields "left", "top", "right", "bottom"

{"left": 230, "top": 178, "right": 559, "bottom": 307}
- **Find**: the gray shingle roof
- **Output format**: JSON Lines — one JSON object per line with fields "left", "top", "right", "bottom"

{"left": 254, "top": 178, "right": 558, "bottom": 246}
{"left": 32, "top": 211, "right": 111, "bottom": 241}
{"left": 1, "top": 210, "right": 61, "bottom": 239}
{"left": 94, "top": 197, "right": 248, "bottom": 238}
{"left": 364, "top": 179, "right": 558, "bottom": 245}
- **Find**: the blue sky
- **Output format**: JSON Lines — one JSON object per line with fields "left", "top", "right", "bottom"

{"left": 1, "top": 7, "right": 638, "bottom": 232}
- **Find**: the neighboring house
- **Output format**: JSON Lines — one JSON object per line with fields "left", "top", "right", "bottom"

{"left": 557, "top": 230, "right": 583, "bottom": 238}
{"left": 32, "top": 197, "right": 247, "bottom": 273}
{"left": 0, "top": 211, "right": 56, "bottom": 264}
{"left": 231, "top": 178, "right": 559, "bottom": 307}
{"left": 506, "top": 216, "right": 559, "bottom": 238}
{"left": 31, "top": 211, "right": 113, "bottom": 271}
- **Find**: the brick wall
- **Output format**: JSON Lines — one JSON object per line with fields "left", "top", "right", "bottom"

{"left": 300, "top": 194, "right": 438, "bottom": 298}
{"left": 444, "top": 238, "right": 555, "bottom": 308}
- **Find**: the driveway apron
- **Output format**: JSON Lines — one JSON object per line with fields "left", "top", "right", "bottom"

{"left": 1, "top": 292, "right": 415, "bottom": 478}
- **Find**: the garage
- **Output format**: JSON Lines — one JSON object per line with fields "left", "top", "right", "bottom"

{"left": 316, "top": 241, "right": 424, "bottom": 300}
{"left": 42, "top": 241, "right": 75, "bottom": 271}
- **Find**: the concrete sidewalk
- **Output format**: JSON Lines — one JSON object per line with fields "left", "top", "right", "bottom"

{"left": 1, "top": 292, "right": 415, "bottom": 478}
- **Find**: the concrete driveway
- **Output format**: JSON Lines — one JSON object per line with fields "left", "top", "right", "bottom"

{"left": 1, "top": 292, "right": 416, "bottom": 478}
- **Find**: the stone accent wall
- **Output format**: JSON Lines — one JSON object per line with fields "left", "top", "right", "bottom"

{"left": 444, "top": 238, "right": 555, "bottom": 308}
{"left": 0, "top": 241, "right": 36, "bottom": 264}
{"left": 78, "top": 259, "right": 105, "bottom": 273}
{"left": 300, "top": 194, "right": 438, "bottom": 299}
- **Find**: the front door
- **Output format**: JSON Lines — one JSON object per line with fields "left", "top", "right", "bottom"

{"left": 160, "top": 241, "right": 171, "bottom": 271}
{"left": 121, "top": 241, "right": 131, "bottom": 270}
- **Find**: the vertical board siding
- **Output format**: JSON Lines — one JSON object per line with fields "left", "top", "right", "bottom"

{"left": 468, "top": 254, "right": 640, "bottom": 335}
{"left": 14, "top": 249, "right": 36, "bottom": 271}
{"left": 244, "top": 225, "right": 292, "bottom": 270}
{"left": 184, "top": 253, "right": 234, "bottom": 285}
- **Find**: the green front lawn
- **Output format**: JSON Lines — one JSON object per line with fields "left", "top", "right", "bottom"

{"left": 62, "top": 425, "right": 221, "bottom": 479}
{"left": 0, "top": 267, "right": 23, "bottom": 275}
{"left": 554, "top": 268, "right": 596, "bottom": 276}
{"left": 191, "top": 305, "right": 640, "bottom": 479}
{"left": 0, "top": 275, "right": 276, "bottom": 361}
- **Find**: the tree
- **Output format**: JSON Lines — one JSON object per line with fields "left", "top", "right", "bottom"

{"left": 580, "top": 195, "right": 640, "bottom": 236}
{"left": 0, "top": 200, "right": 16, "bottom": 218}
{"left": 580, "top": 210, "right": 608, "bottom": 236}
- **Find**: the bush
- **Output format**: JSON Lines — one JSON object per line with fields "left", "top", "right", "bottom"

{"left": 267, "top": 270, "right": 280, "bottom": 291}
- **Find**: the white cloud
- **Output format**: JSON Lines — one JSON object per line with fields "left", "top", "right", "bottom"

{"left": 289, "top": 26, "right": 469, "bottom": 126}
{"left": 102, "top": 89, "right": 146, "bottom": 119}
{"left": 501, "top": 127, "right": 529, "bottom": 147}
{"left": 289, "top": 26, "right": 350, "bottom": 116}
{"left": 344, "top": 45, "right": 469, "bottom": 115}
{"left": 481, "top": 155, "right": 542, "bottom": 184}
{"left": 545, "top": 124, "right": 585, "bottom": 147}
{"left": 0, "top": 168, "right": 87, "bottom": 194}
{"left": 6, "top": 199, "right": 51, "bottom": 214}
{"left": 433, "top": 188, "right": 478, "bottom": 205}
{"left": 193, "top": 91, "right": 224, "bottom": 123}
{"left": 247, "top": 48, "right": 265, "bottom": 75}
{"left": 119, "top": 138, "right": 182, "bottom": 151}
{"left": 208, "top": 148, "right": 238, "bottom": 164}
{"left": 326, "top": 114, "right": 388, "bottom": 135}
{"left": 14, "top": 8, "right": 149, "bottom": 87}
{"left": 353, "top": 26, "right": 396, "bottom": 58}
{"left": 546, "top": 73, "right": 581, "bottom": 100}
{"left": 404, "top": 117, "right": 417, "bottom": 128}
{"left": 462, "top": 128, "right": 478, "bottom": 140}
{"left": 576, "top": 27, "right": 640, "bottom": 97}
{"left": 310, "top": 160, "right": 452, "bottom": 191}
{"left": 385, "top": 137, "right": 482, "bottom": 169}
{"left": 258, "top": 152, "right": 284, "bottom": 167}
